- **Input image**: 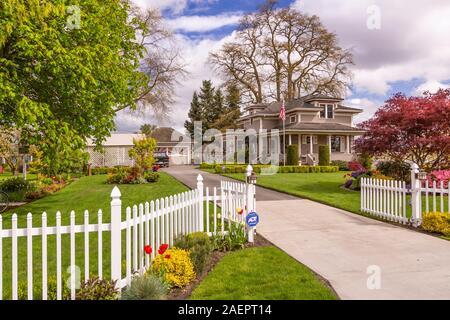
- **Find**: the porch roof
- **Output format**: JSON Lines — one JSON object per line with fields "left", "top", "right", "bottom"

{"left": 274, "top": 122, "right": 366, "bottom": 135}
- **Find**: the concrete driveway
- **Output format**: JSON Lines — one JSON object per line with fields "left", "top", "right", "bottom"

{"left": 164, "top": 165, "right": 450, "bottom": 300}
{"left": 164, "top": 165, "right": 297, "bottom": 201}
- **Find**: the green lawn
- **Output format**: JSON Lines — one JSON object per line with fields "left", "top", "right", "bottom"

{"left": 0, "top": 173, "right": 189, "bottom": 299}
{"left": 190, "top": 246, "right": 337, "bottom": 300}
{"left": 223, "top": 171, "right": 362, "bottom": 214}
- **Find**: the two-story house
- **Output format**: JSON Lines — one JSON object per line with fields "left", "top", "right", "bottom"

{"left": 238, "top": 94, "right": 365, "bottom": 165}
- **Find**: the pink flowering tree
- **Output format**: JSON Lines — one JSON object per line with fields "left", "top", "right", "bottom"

{"left": 355, "top": 89, "right": 450, "bottom": 171}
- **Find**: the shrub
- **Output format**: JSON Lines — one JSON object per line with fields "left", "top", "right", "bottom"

{"left": 212, "top": 222, "right": 247, "bottom": 252}
{"left": 358, "top": 153, "right": 373, "bottom": 170}
{"left": 76, "top": 277, "right": 119, "bottom": 300}
{"left": 0, "top": 177, "right": 31, "bottom": 193}
{"left": 144, "top": 172, "right": 160, "bottom": 183}
{"left": 422, "top": 212, "right": 450, "bottom": 236}
{"left": 174, "top": 232, "right": 212, "bottom": 274}
{"left": 286, "top": 145, "right": 299, "bottom": 166}
{"left": 348, "top": 161, "right": 365, "bottom": 172}
{"left": 331, "top": 160, "right": 349, "bottom": 171}
{"left": 151, "top": 248, "right": 196, "bottom": 288}
{"left": 428, "top": 170, "right": 450, "bottom": 188}
{"left": 121, "top": 274, "right": 169, "bottom": 300}
{"left": 376, "top": 161, "right": 410, "bottom": 181}
{"left": 319, "top": 145, "right": 330, "bottom": 166}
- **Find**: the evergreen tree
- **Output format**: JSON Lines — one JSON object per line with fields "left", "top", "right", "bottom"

{"left": 225, "top": 84, "right": 241, "bottom": 112}
{"left": 184, "top": 91, "right": 202, "bottom": 137}
{"left": 198, "top": 80, "right": 217, "bottom": 129}
{"left": 211, "top": 88, "right": 225, "bottom": 123}
{"left": 211, "top": 84, "right": 242, "bottom": 131}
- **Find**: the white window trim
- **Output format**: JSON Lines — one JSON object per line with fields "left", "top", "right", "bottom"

{"left": 319, "top": 104, "right": 335, "bottom": 119}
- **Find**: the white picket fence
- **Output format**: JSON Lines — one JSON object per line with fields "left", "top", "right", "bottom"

{"left": 361, "top": 164, "right": 449, "bottom": 226}
{"left": 361, "top": 178, "right": 408, "bottom": 224}
{"left": 0, "top": 174, "right": 255, "bottom": 300}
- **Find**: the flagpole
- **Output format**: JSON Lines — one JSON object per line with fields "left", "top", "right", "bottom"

{"left": 283, "top": 117, "right": 286, "bottom": 166}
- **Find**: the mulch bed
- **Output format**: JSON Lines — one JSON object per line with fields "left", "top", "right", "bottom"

{"left": 168, "top": 233, "right": 272, "bottom": 300}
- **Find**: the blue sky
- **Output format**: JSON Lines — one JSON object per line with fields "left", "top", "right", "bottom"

{"left": 117, "top": 0, "right": 450, "bottom": 132}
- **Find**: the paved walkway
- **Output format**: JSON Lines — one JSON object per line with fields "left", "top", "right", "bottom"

{"left": 165, "top": 166, "right": 450, "bottom": 300}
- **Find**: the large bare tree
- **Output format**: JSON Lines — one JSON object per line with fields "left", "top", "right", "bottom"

{"left": 210, "top": 0, "right": 353, "bottom": 103}
{"left": 121, "top": 7, "right": 187, "bottom": 119}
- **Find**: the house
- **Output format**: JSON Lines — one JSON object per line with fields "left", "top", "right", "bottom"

{"left": 238, "top": 94, "right": 365, "bottom": 165}
{"left": 86, "top": 133, "right": 192, "bottom": 168}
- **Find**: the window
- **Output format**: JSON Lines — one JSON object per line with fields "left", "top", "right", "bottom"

{"left": 331, "top": 136, "right": 342, "bottom": 152}
{"left": 320, "top": 104, "right": 326, "bottom": 118}
{"left": 320, "top": 104, "right": 335, "bottom": 119}
{"left": 303, "top": 136, "right": 318, "bottom": 144}
{"left": 290, "top": 115, "right": 297, "bottom": 123}
{"left": 327, "top": 105, "right": 334, "bottom": 119}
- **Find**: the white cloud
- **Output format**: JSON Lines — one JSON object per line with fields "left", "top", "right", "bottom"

{"left": 414, "top": 80, "right": 449, "bottom": 95}
{"left": 292, "top": 0, "right": 450, "bottom": 96}
{"left": 166, "top": 13, "right": 242, "bottom": 32}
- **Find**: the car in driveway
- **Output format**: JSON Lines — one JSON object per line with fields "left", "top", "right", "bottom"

{"left": 154, "top": 151, "right": 170, "bottom": 167}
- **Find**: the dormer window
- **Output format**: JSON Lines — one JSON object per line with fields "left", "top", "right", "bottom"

{"left": 320, "top": 104, "right": 334, "bottom": 119}
{"left": 289, "top": 115, "right": 297, "bottom": 123}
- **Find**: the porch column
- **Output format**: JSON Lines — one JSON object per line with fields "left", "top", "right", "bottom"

{"left": 328, "top": 135, "right": 332, "bottom": 156}
{"left": 298, "top": 134, "right": 301, "bottom": 158}
{"left": 346, "top": 136, "right": 351, "bottom": 154}
{"left": 309, "top": 135, "right": 313, "bottom": 154}
{"left": 288, "top": 134, "right": 292, "bottom": 145}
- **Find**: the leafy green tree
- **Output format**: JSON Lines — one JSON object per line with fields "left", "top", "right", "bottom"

{"left": 128, "top": 138, "right": 157, "bottom": 176}
{"left": 0, "top": 0, "right": 148, "bottom": 174}
{"left": 319, "top": 145, "right": 330, "bottom": 166}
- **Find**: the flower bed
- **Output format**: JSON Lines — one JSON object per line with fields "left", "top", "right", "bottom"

{"left": 0, "top": 175, "right": 72, "bottom": 202}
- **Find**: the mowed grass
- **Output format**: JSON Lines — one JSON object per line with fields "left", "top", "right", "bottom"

{"left": 0, "top": 173, "right": 189, "bottom": 299}
{"left": 190, "top": 246, "right": 338, "bottom": 300}
{"left": 224, "top": 172, "right": 362, "bottom": 214}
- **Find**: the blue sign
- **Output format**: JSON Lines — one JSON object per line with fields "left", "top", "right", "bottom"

{"left": 246, "top": 212, "right": 259, "bottom": 227}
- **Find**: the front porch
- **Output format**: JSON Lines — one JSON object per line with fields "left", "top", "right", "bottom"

{"left": 282, "top": 133, "right": 356, "bottom": 165}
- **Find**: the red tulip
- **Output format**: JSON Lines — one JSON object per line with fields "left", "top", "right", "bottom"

{"left": 144, "top": 245, "right": 152, "bottom": 255}
{"left": 158, "top": 244, "right": 169, "bottom": 255}
{"left": 236, "top": 207, "right": 244, "bottom": 215}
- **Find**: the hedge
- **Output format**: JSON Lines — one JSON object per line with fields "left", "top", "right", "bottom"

{"left": 286, "top": 145, "right": 299, "bottom": 166}
{"left": 213, "top": 164, "right": 339, "bottom": 174}
{"left": 319, "top": 145, "right": 330, "bottom": 166}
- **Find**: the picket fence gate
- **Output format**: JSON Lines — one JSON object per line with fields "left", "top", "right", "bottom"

{"left": 0, "top": 173, "right": 256, "bottom": 300}
{"left": 361, "top": 163, "right": 449, "bottom": 225}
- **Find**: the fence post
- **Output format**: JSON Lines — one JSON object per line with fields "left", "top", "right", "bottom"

{"left": 410, "top": 163, "right": 421, "bottom": 227}
{"left": 197, "top": 174, "right": 204, "bottom": 232}
{"left": 110, "top": 186, "right": 122, "bottom": 288}
{"left": 246, "top": 165, "right": 255, "bottom": 243}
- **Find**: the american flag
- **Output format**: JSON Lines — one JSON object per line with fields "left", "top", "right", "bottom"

{"left": 279, "top": 100, "right": 286, "bottom": 121}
